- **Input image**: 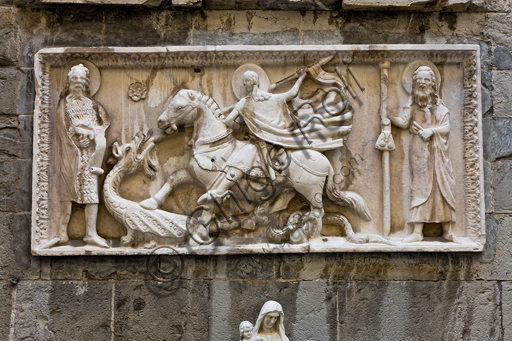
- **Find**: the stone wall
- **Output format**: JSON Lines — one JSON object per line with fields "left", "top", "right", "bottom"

{"left": 1, "top": 3, "right": 512, "bottom": 340}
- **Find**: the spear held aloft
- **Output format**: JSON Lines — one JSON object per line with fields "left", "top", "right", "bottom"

{"left": 268, "top": 55, "right": 335, "bottom": 91}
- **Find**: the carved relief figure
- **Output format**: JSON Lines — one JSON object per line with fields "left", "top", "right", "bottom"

{"left": 390, "top": 66, "right": 458, "bottom": 243}
{"left": 52, "top": 64, "right": 110, "bottom": 248}
{"left": 154, "top": 88, "right": 371, "bottom": 244}
{"left": 202, "top": 69, "right": 308, "bottom": 203}
{"left": 250, "top": 301, "right": 289, "bottom": 341}
{"left": 239, "top": 321, "right": 254, "bottom": 341}
{"left": 103, "top": 131, "right": 188, "bottom": 246}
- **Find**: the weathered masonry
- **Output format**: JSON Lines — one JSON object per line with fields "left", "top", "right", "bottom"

{"left": 1, "top": 0, "right": 511, "bottom": 340}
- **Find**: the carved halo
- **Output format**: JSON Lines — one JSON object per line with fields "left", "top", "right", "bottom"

{"left": 63, "top": 59, "right": 101, "bottom": 96}
{"left": 232, "top": 63, "right": 271, "bottom": 99}
{"left": 401, "top": 60, "right": 441, "bottom": 95}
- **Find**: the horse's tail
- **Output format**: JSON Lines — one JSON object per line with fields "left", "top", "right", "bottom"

{"left": 325, "top": 165, "right": 372, "bottom": 221}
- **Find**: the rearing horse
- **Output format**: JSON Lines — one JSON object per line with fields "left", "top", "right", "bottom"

{"left": 143, "top": 89, "right": 371, "bottom": 244}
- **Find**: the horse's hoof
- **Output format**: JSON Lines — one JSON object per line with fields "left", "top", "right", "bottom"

{"left": 140, "top": 198, "right": 159, "bottom": 210}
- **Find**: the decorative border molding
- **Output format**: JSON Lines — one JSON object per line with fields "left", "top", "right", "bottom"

{"left": 463, "top": 51, "right": 485, "bottom": 243}
{"left": 32, "top": 55, "right": 51, "bottom": 248}
{"left": 36, "top": 45, "right": 476, "bottom": 68}
{"left": 32, "top": 45, "right": 485, "bottom": 254}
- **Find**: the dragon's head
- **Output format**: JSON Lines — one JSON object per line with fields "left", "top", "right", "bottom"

{"left": 109, "top": 130, "right": 158, "bottom": 179}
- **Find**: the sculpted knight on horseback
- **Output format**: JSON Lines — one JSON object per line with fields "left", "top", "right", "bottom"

{"left": 143, "top": 61, "right": 372, "bottom": 244}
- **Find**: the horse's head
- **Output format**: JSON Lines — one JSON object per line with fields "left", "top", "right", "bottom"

{"left": 110, "top": 130, "right": 158, "bottom": 179}
{"left": 158, "top": 89, "right": 200, "bottom": 135}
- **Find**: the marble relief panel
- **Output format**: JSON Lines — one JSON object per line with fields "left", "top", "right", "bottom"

{"left": 31, "top": 45, "right": 484, "bottom": 255}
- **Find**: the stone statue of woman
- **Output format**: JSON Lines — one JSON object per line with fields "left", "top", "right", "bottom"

{"left": 251, "top": 301, "right": 289, "bottom": 341}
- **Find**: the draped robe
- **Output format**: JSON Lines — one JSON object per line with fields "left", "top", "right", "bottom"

{"left": 392, "top": 100, "right": 456, "bottom": 223}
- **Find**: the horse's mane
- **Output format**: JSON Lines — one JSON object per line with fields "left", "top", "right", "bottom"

{"left": 186, "top": 89, "right": 224, "bottom": 121}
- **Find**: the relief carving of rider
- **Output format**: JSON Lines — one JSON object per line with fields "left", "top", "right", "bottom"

{"left": 198, "top": 66, "right": 352, "bottom": 204}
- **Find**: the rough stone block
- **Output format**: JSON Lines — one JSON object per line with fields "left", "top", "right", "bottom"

{"left": 13, "top": 280, "right": 112, "bottom": 340}
{"left": 337, "top": 281, "right": 501, "bottom": 341}
{"left": 479, "top": 214, "right": 497, "bottom": 263}
{"left": 471, "top": 0, "right": 512, "bottom": 12}
{"left": 494, "top": 45, "right": 512, "bottom": 70}
{"left": 17, "top": 8, "right": 191, "bottom": 67}
{"left": 492, "top": 161, "right": 512, "bottom": 213}
{"left": 204, "top": 0, "right": 338, "bottom": 10}
{"left": 0, "top": 159, "right": 31, "bottom": 212}
{"left": 484, "top": 161, "right": 493, "bottom": 213}
{"left": 0, "top": 281, "right": 13, "bottom": 340}
{"left": 0, "top": 68, "right": 23, "bottom": 115}
{"left": 212, "top": 254, "right": 281, "bottom": 281}
{"left": 342, "top": 0, "right": 433, "bottom": 10}
{"left": 81, "top": 256, "right": 149, "bottom": 280}
{"left": 282, "top": 253, "right": 441, "bottom": 282}
{"left": 482, "top": 85, "right": 492, "bottom": 115}
{"left": 483, "top": 117, "right": 512, "bottom": 160}
{"left": 47, "top": 257, "right": 85, "bottom": 280}
{"left": 114, "top": 280, "right": 208, "bottom": 339}
{"left": 486, "top": 14, "right": 512, "bottom": 51}
{"left": 0, "top": 115, "right": 32, "bottom": 159}
{"left": 0, "top": 68, "right": 33, "bottom": 116}
{"left": 0, "top": 8, "right": 19, "bottom": 67}
{"left": 493, "top": 71, "right": 512, "bottom": 118}
{"left": 472, "top": 215, "right": 512, "bottom": 280}
{"left": 502, "top": 282, "right": 512, "bottom": 341}
{"left": 17, "top": 68, "right": 35, "bottom": 116}
{"left": 0, "top": 213, "right": 39, "bottom": 280}
{"left": 38, "top": 0, "right": 164, "bottom": 4}
{"left": 61, "top": 254, "right": 209, "bottom": 281}
{"left": 291, "top": 281, "right": 337, "bottom": 341}
{"left": 281, "top": 254, "right": 335, "bottom": 281}
{"left": 192, "top": 11, "right": 302, "bottom": 45}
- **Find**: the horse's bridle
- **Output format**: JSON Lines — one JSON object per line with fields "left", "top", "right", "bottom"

{"left": 167, "top": 102, "right": 197, "bottom": 127}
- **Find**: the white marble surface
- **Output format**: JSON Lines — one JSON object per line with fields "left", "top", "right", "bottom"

{"left": 32, "top": 45, "right": 485, "bottom": 255}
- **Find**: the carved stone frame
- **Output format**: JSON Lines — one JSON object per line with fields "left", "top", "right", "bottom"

{"left": 32, "top": 45, "right": 485, "bottom": 255}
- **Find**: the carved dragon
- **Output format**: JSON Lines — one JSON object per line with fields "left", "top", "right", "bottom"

{"left": 103, "top": 131, "right": 188, "bottom": 247}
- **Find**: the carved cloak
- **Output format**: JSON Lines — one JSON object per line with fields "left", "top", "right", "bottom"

{"left": 235, "top": 89, "right": 352, "bottom": 152}
{"left": 393, "top": 100, "right": 456, "bottom": 222}
{"left": 54, "top": 97, "right": 110, "bottom": 203}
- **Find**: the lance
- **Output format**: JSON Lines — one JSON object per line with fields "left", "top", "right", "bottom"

{"left": 268, "top": 55, "right": 335, "bottom": 91}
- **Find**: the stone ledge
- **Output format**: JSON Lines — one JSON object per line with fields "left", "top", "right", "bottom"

{"left": 342, "top": 0, "right": 511, "bottom": 11}
{"left": 12, "top": 0, "right": 512, "bottom": 11}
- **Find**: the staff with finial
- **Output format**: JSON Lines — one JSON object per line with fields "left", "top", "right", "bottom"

{"left": 375, "top": 60, "right": 395, "bottom": 237}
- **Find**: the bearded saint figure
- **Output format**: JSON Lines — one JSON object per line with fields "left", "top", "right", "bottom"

{"left": 390, "top": 66, "right": 458, "bottom": 243}
{"left": 250, "top": 301, "right": 289, "bottom": 341}
{"left": 48, "top": 64, "right": 110, "bottom": 248}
